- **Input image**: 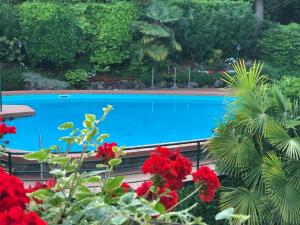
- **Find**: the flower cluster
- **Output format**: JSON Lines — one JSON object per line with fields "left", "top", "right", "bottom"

{"left": 0, "top": 117, "right": 16, "bottom": 137}
{"left": 95, "top": 142, "right": 117, "bottom": 161}
{"left": 26, "top": 179, "right": 56, "bottom": 194}
{"left": 142, "top": 146, "right": 192, "bottom": 190}
{"left": 192, "top": 166, "right": 221, "bottom": 203}
{"left": 136, "top": 180, "right": 178, "bottom": 210}
{"left": 0, "top": 168, "right": 46, "bottom": 225}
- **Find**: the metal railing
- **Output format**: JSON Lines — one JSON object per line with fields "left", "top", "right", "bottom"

{"left": 0, "top": 139, "right": 211, "bottom": 185}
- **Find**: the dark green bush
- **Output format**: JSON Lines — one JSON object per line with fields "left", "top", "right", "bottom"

{"left": 85, "top": 2, "right": 137, "bottom": 72}
{"left": 65, "top": 69, "right": 89, "bottom": 89}
{"left": 177, "top": 181, "right": 221, "bottom": 225}
{"left": 174, "top": 0, "right": 256, "bottom": 63}
{"left": 0, "top": 3, "right": 19, "bottom": 39}
{"left": 273, "top": 76, "right": 300, "bottom": 100}
{"left": 0, "top": 67, "right": 24, "bottom": 91}
{"left": 259, "top": 23, "right": 300, "bottom": 74}
{"left": 19, "top": 2, "right": 79, "bottom": 67}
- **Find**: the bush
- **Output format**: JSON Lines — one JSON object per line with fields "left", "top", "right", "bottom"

{"left": 174, "top": 0, "right": 256, "bottom": 63}
{"left": 85, "top": 2, "right": 137, "bottom": 72}
{"left": 0, "top": 67, "right": 24, "bottom": 91}
{"left": 19, "top": 2, "right": 79, "bottom": 67}
{"left": 259, "top": 23, "right": 300, "bottom": 74}
{"left": 65, "top": 69, "right": 89, "bottom": 89}
{"left": 274, "top": 76, "right": 300, "bottom": 100}
{"left": 0, "top": 4, "right": 19, "bottom": 39}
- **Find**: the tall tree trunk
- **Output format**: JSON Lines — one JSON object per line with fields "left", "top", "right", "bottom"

{"left": 255, "top": 0, "right": 264, "bottom": 24}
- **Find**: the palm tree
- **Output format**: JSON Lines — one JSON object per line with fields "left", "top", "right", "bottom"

{"left": 206, "top": 60, "right": 300, "bottom": 225}
{"left": 135, "top": 0, "right": 182, "bottom": 62}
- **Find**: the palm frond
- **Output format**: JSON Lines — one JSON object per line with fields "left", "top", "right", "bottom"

{"left": 221, "top": 187, "right": 266, "bottom": 225}
{"left": 262, "top": 152, "right": 300, "bottom": 225}
{"left": 272, "top": 87, "right": 291, "bottom": 117}
{"left": 286, "top": 159, "right": 300, "bottom": 190}
{"left": 206, "top": 127, "right": 257, "bottom": 177}
{"left": 145, "top": 44, "right": 169, "bottom": 62}
{"left": 223, "top": 60, "right": 267, "bottom": 95}
{"left": 263, "top": 120, "right": 300, "bottom": 159}
{"left": 141, "top": 35, "right": 156, "bottom": 44}
{"left": 139, "top": 22, "right": 170, "bottom": 37}
{"left": 172, "top": 39, "right": 182, "bottom": 51}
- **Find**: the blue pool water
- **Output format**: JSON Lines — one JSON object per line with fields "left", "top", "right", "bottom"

{"left": 3, "top": 94, "right": 231, "bottom": 151}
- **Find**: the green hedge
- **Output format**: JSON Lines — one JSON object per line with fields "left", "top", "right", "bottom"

{"left": 0, "top": 67, "right": 24, "bottom": 91}
{"left": 174, "top": 0, "right": 256, "bottom": 63}
{"left": 260, "top": 23, "right": 300, "bottom": 73}
{"left": 85, "top": 2, "right": 137, "bottom": 71}
{"left": 19, "top": 2, "right": 79, "bottom": 67}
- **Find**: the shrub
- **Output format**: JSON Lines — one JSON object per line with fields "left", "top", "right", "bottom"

{"left": 259, "top": 23, "right": 300, "bottom": 74}
{"left": 174, "top": 0, "right": 256, "bottom": 63}
{"left": 85, "top": 2, "right": 137, "bottom": 71}
{"left": 0, "top": 67, "right": 24, "bottom": 91}
{"left": 0, "top": 4, "right": 19, "bottom": 39}
{"left": 0, "top": 37, "right": 21, "bottom": 63}
{"left": 19, "top": 2, "right": 79, "bottom": 67}
{"left": 207, "top": 60, "right": 300, "bottom": 225}
{"left": 65, "top": 69, "right": 89, "bottom": 89}
{"left": 273, "top": 76, "right": 300, "bottom": 100}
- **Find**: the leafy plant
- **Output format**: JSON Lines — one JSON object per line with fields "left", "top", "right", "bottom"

{"left": 273, "top": 76, "right": 300, "bottom": 101}
{"left": 259, "top": 23, "right": 300, "bottom": 74}
{"left": 0, "top": 67, "right": 24, "bottom": 91}
{"left": 135, "top": 0, "right": 182, "bottom": 62}
{"left": 65, "top": 69, "right": 89, "bottom": 89}
{"left": 0, "top": 37, "right": 21, "bottom": 63}
{"left": 19, "top": 2, "right": 79, "bottom": 67}
{"left": 206, "top": 60, "right": 300, "bottom": 225}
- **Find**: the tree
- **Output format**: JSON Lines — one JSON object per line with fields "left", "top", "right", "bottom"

{"left": 135, "top": 0, "right": 182, "bottom": 62}
{"left": 255, "top": 0, "right": 264, "bottom": 23}
{"left": 206, "top": 60, "right": 300, "bottom": 225}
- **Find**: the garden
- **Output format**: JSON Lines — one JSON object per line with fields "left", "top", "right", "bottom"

{"left": 0, "top": 0, "right": 300, "bottom": 225}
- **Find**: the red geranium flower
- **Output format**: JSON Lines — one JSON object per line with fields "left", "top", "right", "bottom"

{"left": 0, "top": 168, "right": 29, "bottom": 211}
{"left": 135, "top": 181, "right": 178, "bottom": 210}
{"left": 142, "top": 146, "right": 192, "bottom": 190}
{"left": 0, "top": 207, "right": 47, "bottom": 225}
{"left": 192, "top": 166, "right": 220, "bottom": 203}
{"left": 95, "top": 142, "right": 117, "bottom": 161}
{"left": 26, "top": 179, "right": 56, "bottom": 193}
{"left": 120, "top": 182, "right": 131, "bottom": 193}
{"left": 0, "top": 123, "right": 16, "bottom": 136}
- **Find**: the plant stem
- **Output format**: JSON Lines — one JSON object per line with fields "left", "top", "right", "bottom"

{"left": 167, "top": 186, "right": 201, "bottom": 212}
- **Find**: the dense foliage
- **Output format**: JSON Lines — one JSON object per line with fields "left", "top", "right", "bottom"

{"left": 19, "top": 2, "right": 79, "bottom": 67}
{"left": 174, "top": 0, "right": 256, "bottom": 63}
{"left": 65, "top": 69, "right": 89, "bottom": 89}
{"left": 259, "top": 23, "right": 300, "bottom": 74}
{"left": 274, "top": 76, "right": 300, "bottom": 101}
{"left": 207, "top": 60, "right": 300, "bottom": 225}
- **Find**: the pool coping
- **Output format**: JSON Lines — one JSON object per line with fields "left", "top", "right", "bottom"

{"left": 2, "top": 88, "right": 232, "bottom": 96}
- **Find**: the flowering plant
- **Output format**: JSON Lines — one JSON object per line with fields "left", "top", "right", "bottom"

{"left": 0, "top": 107, "right": 247, "bottom": 225}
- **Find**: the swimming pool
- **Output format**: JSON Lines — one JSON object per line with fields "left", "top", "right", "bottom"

{"left": 3, "top": 94, "right": 231, "bottom": 151}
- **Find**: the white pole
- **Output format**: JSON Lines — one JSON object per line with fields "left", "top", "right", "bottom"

{"left": 151, "top": 67, "right": 155, "bottom": 89}
{"left": 172, "top": 67, "right": 177, "bottom": 89}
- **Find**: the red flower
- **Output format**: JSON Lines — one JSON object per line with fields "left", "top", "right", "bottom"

{"left": 135, "top": 181, "right": 178, "bottom": 210}
{"left": 0, "top": 207, "right": 47, "bottom": 225}
{"left": 120, "top": 182, "right": 131, "bottom": 193}
{"left": 207, "top": 70, "right": 215, "bottom": 74}
{"left": 0, "top": 168, "right": 29, "bottom": 211}
{"left": 0, "top": 123, "right": 16, "bottom": 136}
{"left": 192, "top": 166, "right": 220, "bottom": 203}
{"left": 26, "top": 179, "right": 56, "bottom": 194}
{"left": 95, "top": 142, "right": 117, "bottom": 161}
{"left": 142, "top": 147, "right": 192, "bottom": 190}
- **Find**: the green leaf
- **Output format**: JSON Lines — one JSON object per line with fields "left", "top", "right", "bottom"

{"left": 154, "top": 202, "right": 166, "bottom": 214}
{"left": 108, "top": 158, "right": 122, "bottom": 167}
{"left": 103, "top": 176, "right": 125, "bottom": 192}
{"left": 50, "top": 169, "right": 66, "bottom": 176}
{"left": 85, "top": 114, "right": 96, "bottom": 122}
{"left": 58, "top": 122, "right": 74, "bottom": 130}
{"left": 23, "top": 150, "right": 48, "bottom": 162}
{"left": 120, "top": 192, "right": 136, "bottom": 205}
{"left": 215, "top": 208, "right": 234, "bottom": 220}
{"left": 96, "top": 134, "right": 110, "bottom": 143}
{"left": 59, "top": 136, "right": 75, "bottom": 145}
{"left": 110, "top": 216, "right": 127, "bottom": 225}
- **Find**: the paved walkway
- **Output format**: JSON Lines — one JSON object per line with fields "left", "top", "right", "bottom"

{"left": 3, "top": 88, "right": 232, "bottom": 96}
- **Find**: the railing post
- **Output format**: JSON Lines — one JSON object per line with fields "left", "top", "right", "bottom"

{"left": 196, "top": 141, "right": 201, "bottom": 169}
{"left": 8, "top": 152, "right": 12, "bottom": 174}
